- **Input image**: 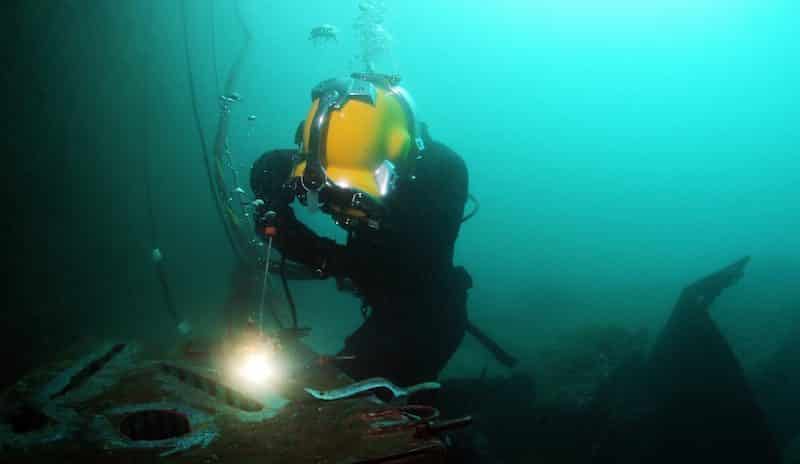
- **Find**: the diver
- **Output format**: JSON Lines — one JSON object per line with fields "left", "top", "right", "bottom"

{"left": 249, "top": 74, "right": 471, "bottom": 387}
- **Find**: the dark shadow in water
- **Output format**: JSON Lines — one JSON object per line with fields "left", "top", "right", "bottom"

{"left": 441, "top": 257, "right": 785, "bottom": 464}
{"left": 753, "top": 319, "right": 800, "bottom": 450}
{"left": 593, "top": 257, "right": 782, "bottom": 463}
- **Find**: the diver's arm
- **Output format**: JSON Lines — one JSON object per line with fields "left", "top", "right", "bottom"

{"left": 250, "top": 149, "right": 348, "bottom": 278}
{"left": 271, "top": 207, "right": 348, "bottom": 278}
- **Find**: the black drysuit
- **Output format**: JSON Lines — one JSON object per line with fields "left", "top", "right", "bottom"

{"left": 250, "top": 134, "right": 470, "bottom": 386}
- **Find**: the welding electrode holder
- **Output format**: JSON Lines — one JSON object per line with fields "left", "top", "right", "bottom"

{"left": 261, "top": 210, "right": 278, "bottom": 238}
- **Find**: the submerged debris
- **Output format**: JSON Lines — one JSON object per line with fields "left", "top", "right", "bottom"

{"left": 531, "top": 324, "right": 649, "bottom": 408}
{"left": 1, "top": 343, "right": 139, "bottom": 450}
{"left": 305, "top": 377, "right": 440, "bottom": 401}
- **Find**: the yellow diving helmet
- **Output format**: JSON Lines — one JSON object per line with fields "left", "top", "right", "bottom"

{"left": 290, "top": 73, "right": 425, "bottom": 230}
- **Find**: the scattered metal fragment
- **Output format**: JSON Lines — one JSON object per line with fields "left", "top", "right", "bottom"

{"left": 305, "top": 377, "right": 441, "bottom": 401}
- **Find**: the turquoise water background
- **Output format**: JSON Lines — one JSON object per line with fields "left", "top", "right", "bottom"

{"left": 7, "top": 1, "right": 798, "bottom": 380}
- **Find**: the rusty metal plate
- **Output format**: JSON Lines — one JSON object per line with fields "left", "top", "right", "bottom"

{"left": 0, "top": 339, "right": 446, "bottom": 464}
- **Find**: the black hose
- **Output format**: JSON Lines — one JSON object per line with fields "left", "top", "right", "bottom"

{"left": 208, "top": 0, "right": 256, "bottom": 266}
{"left": 155, "top": 264, "right": 180, "bottom": 323}
{"left": 210, "top": 0, "right": 221, "bottom": 96}
{"left": 145, "top": 145, "right": 181, "bottom": 324}
{"left": 280, "top": 253, "right": 299, "bottom": 330}
{"left": 143, "top": 129, "right": 158, "bottom": 248}
{"left": 144, "top": 0, "right": 182, "bottom": 328}
{"left": 262, "top": 239, "right": 285, "bottom": 330}
{"left": 144, "top": 142, "right": 180, "bottom": 325}
{"left": 179, "top": 0, "right": 241, "bottom": 262}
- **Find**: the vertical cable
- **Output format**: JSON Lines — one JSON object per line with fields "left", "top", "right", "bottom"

{"left": 179, "top": 0, "right": 241, "bottom": 261}
{"left": 210, "top": 0, "right": 221, "bottom": 96}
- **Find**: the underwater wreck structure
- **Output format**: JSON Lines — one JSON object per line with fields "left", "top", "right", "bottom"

{"left": 0, "top": 338, "right": 461, "bottom": 463}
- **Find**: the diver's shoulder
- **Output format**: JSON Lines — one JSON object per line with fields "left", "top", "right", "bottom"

{"left": 419, "top": 122, "right": 464, "bottom": 165}
{"left": 252, "top": 148, "right": 295, "bottom": 169}
{"left": 425, "top": 139, "right": 460, "bottom": 158}
{"left": 258, "top": 148, "right": 296, "bottom": 160}
{"left": 424, "top": 140, "right": 467, "bottom": 174}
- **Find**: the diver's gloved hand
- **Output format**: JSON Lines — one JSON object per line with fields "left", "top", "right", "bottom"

{"left": 253, "top": 185, "right": 295, "bottom": 239}
{"left": 280, "top": 224, "right": 349, "bottom": 279}
{"left": 250, "top": 149, "right": 295, "bottom": 203}
{"left": 252, "top": 199, "right": 276, "bottom": 239}
{"left": 253, "top": 204, "right": 350, "bottom": 279}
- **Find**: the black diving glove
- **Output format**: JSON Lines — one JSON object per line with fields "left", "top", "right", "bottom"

{"left": 254, "top": 202, "right": 349, "bottom": 280}
{"left": 252, "top": 173, "right": 296, "bottom": 238}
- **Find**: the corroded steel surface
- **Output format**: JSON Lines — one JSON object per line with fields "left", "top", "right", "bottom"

{"left": 0, "top": 339, "right": 446, "bottom": 463}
